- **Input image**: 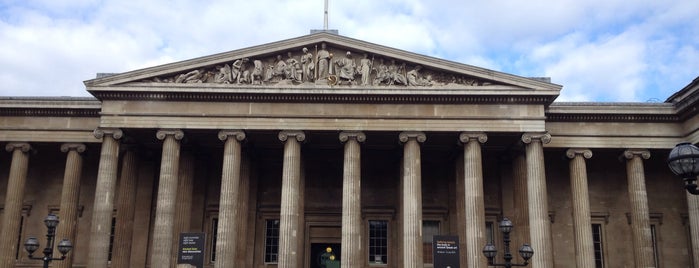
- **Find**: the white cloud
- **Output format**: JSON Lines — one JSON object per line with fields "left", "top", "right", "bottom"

{"left": 0, "top": 0, "right": 697, "bottom": 101}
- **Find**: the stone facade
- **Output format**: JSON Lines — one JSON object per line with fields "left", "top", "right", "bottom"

{"left": 1, "top": 32, "right": 698, "bottom": 268}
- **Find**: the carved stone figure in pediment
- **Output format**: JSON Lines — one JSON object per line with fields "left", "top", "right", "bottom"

{"left": 373, "top": 58, "right": 390, "bottom": 85}
{"left": 231, "top": 58, "right": 249, "bottom": 84}
{"left": 336, "top": 51, "right": 357, "bottom": 85}
{"left": 215, "top": 64, "right": 232, "bottom": 84}
{"left": 264, "top": 59, "right": 275, "bottom": 82}
{"left": 358, "top": 54, "right": 373, "bottom": 86}
{"left": 301, "top": 47, "right": 315, "bottom": 82}
{"left": 388, "top": 60, "right": 407, "bottom": 85}
{"left": 176, "top": 69, "right": 205, "bottom": 83}
{"left": 316, "top": 43, "right": 332, "bottom": 79}
{"left": 251, "top": 60, "right": 263, "bottom": 85}
{"left": 286, "top": 52, "right": 302, "bottom": 83}
{"left": 407, "top": 65, "right": 432, "bottom": 86}
{"left": 274, "top": 55, "right": 287, "bottom": 80}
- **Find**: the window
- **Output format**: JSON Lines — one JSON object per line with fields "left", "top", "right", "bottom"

{"left": 624, "top": 212, "right": 662, "bottom": 267}
{"left": 651, "top": 224, "right": 660, "bottom": 268}
{"left": 2, "top": 205, "right": 32, "bottom": 261}
{"left": 15, "top": 216, "right": 24, "bottom": 260}
{"left": 368, "top": 220, "right": 388, "bottom": 264}
{"left": 108, "top": 217, "right": 116, "bottom": 261}
{"left": 591, "top": 212, "right": 609, "bottom": 268}
{"left": 592, "top": 224, "right": 604, "bottom": 268}
{"left": 264, "top": 219, "right": 280, "bottom": 263}
{"left": 649, "top": 213, "right": 663, "bottom": 268}
{"left": 422, "top": 220, "right": 440, "bottom": 265}
{"left": 210, "top": 218, "right": 218, "bottom": 262}
{"left": 485, "top": 221, "right": 495, "bottom": 244}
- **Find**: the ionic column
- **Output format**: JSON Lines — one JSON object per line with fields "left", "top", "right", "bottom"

{"left": 278, "top": 130, "right": 305, "bottom": 268}
{"left": 521, "top": 132, "right": 553, "bottom": 268}
{"left": 512, "top": 152, "right": 530, "bottom": 249}
{"left": 55, "top": 143, "right": 86, "bottom": 268}
{"left": 687, "top": 192, "right": 699, "bottom": 266}
{"left": 454, "top": 154, "right": 467, "bottom": 267}
{"left": 215, "top": 130, "right": 246, "bottom": 268}
{"left": 623, "top": 149, "right": 655, "bottom": 267}
{"left": 172, "top": 151, "right": 195, "bottom": 265}
{"left": 399, "top": 131, "right": 426, "bottom": 268}
{"left": 235, "top": 154, "right": 252, "bottom": 267}
{"left": 0, "top": 143, "right": 31, "bottom": 268}
{"left": 111, "top": 147, "right": 140, "bottom": 268}
{"left": 459, "top": 132, "right": 488, "bottom": 268}
{"left": 340, "top": 131, "right": 366, "bottom": 268}
{"left": 566, "top": 148, "right": 595, "bottom": 268}
{"left": 149, "top": 129, "right": 184, "bottom": 268}
{"left": 88, "top": 128, "right": 123, "bottom": 268}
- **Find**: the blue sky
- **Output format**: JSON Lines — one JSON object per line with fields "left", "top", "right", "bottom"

{"left": 1, "top": 0, "right": 698, "bottom": 102}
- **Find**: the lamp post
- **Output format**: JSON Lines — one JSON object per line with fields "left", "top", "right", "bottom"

{"left": 24, "top": 213, "right": 73, "bottom": 268}
{"left": 482, "top": 217, "right": 533, "bottom": 268}
{"left": 667, "top": 142, "right": 699, "bottom": 195}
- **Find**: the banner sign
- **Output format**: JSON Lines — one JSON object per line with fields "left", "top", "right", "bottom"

{"left": 177, "top": 232, "right": 206, "bottom": 268}
{"left": 433, "top": 235, "right": 460, "bottom": 268}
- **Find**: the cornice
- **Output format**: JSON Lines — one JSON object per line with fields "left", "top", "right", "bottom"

{"left": 0, "top": 107, "right": 100, "bottom": 117}
{"left": 87, "top": 87, "right": 555, "bottom": 105}
{"left": 546, "top": 102, "right": 679, "bottom": 122}
{"left": 546, "top": 113, "right": 679, "bottom": 122}
{"left": 0, "top": 97, "right": 101, "bottom": 117}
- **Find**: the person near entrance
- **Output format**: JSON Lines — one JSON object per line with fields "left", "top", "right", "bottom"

{"left": 318, "top": 246, "right": 339, "bottom": 268}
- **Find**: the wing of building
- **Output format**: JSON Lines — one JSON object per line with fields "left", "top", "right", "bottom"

{"left": 1, "top": 32, "right": 698, "bottom": 268}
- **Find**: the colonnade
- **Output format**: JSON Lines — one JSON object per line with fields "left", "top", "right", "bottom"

{"left": 0, "top": 129, "right": 694, "bottom": 268}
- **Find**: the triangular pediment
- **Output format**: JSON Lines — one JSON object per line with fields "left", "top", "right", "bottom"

{"left": 86, "top": 33, "right": 560, "bottom": 92}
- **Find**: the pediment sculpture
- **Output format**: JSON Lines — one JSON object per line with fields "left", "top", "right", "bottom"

{"left": 140, "top": 43, "right": 494, "bottom": 87}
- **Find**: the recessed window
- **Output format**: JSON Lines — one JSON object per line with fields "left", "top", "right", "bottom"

{"left": 108, "top": 217, "right": 116, "bottom": 261}
{"left": 651, "top": 224, "right": 660, "bottom": 267}
{"left": 422, "top": 220, "right": 440, "bottom": 264}
{"left": 15, "top": 216, "right": 24, "bottom": 260}
{"left": 368, "top": 220, "right": 388, "bottom": 264}
{"left": 210, "top": 218, "right": 218, "bottom": 262}
{"left": 485, "top": 221, "right": 495, "bottom": 244}
{"left": 264, "top": 219, "right": 280, "bottom": 263}
{"left": 592, "top": 223, "right": 604, "bottom": 268}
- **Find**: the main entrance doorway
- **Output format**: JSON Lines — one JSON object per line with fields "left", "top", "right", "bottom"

{"left": 310, "top": 243, "right": 341, "bottom": 268}
{"left": 306, "top": 221, "right": 342, "bottom": 268}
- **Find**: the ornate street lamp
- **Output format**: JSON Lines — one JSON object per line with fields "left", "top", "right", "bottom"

{"left": 667, "top": 142, "right": 699, "bottom": 195}
{"left": 24, "top": 213, "right": 73, "bottom": 268}
{"left": 482, "top": 217, "right": 533, "bottom": 268}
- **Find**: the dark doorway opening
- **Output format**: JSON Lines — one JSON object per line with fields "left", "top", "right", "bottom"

{"left": 310, "top": 243, "right": 341, "bottom": 268}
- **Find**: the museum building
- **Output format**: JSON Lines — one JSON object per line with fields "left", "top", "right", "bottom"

{"left": 1, "top": 32, "right": 699, "bottom": 268}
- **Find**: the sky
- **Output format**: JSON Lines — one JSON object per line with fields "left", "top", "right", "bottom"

{"left": 1, "top": 0, "right": 698, "bottom": 102}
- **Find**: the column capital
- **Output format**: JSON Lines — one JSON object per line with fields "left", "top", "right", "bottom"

{"left": 278, "top": 130, "right": 306, "bottom": 142}
{"left": 399, "top": 131, "right": 426, "bottom": 143}
{"left": 459, "top": 132, "right": 487, "bottom": 144}
{"left": 521, "top": 132, "right": 551, "bottom": 144}
{"left": 156, "top": 129, "right": 184, "bottom": 141}
{"left": 622, "top": 149, "right": 651, "bottom": 160}
{"left": 218, "top": 130, "right": 246, "bottom": 142}
{"left": 60, "top": 143, "right": 86, "bottom": 153}
{"left": 93, "top": 128, "right": 123, "bottom": 140}
{"left": 339, "top": 131, "right": 366, "bottom": 143}
{"left": 5, "top": 142, "right": 31, "bottom": 153}
{"left": 565, "top": 148, "right": 592, "bottom": 159}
